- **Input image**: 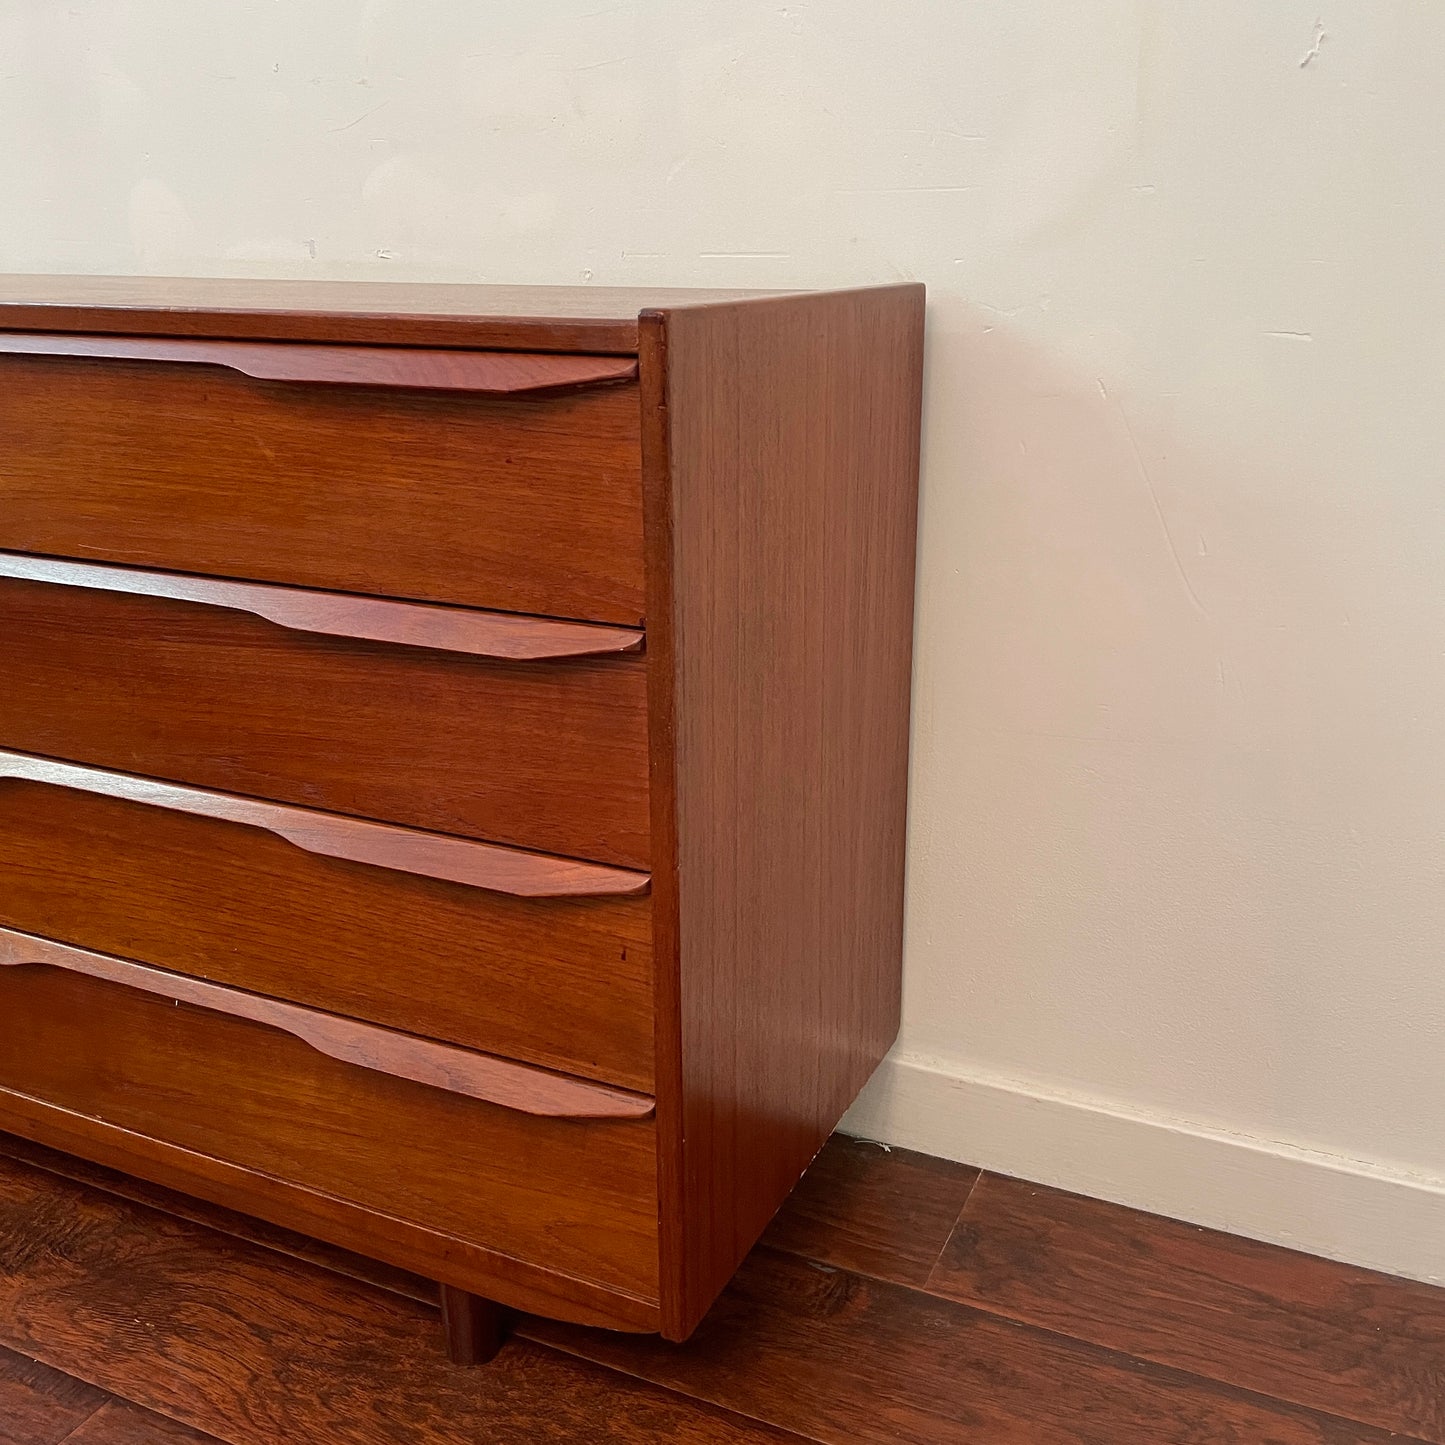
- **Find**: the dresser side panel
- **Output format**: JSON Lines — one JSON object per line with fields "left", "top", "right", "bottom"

{"left": 652, "top": 285, "right": 924, "bottom": 1337}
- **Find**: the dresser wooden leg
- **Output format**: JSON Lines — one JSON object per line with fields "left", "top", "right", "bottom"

{"left": 439, "top": 1285, "right": 510, "bottom": 1365}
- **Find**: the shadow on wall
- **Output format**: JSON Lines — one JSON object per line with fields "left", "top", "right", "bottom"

{"left": 893, "top": 294, "right": 1445, "bottom": 1172}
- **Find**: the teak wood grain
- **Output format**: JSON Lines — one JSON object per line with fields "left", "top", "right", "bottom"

{"left": 641, "top": 286, "right": 925, "bottom": 1337}
{"left": 0, "top": 763, "right": 654, "bottom": 1088}
{"left": 0, "top": 573, "right": 651, "bottom": 869}
{"left": 0, "top": 278, "right": 925, "bottom": 1351}
{"left": 438, "top": 1287, "right": 511, "bottom": 1367}
{"left": 0, "top": 553, "right": 645, "bottom": 661}
{"left": 0, "top": 349, "right": 646, "bottom": 623}
{"left": 0, "top": 274, "right": 789, "bottom": 351}
{"left": 0, "top": 927, "right": 653, "bottom": 1121}
{"left": 0, "top": 964, "right": 662, "bottom": 1318}
{"left": 0, "top": 750, "right": 648, "bottom": 897}
{"left": 0, "top": 333, "right": 639, "bottom": 393}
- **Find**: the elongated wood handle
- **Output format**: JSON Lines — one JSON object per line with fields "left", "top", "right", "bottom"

{"left": 0, "top": 751, "right": 649, "bottom": 899}
{"left": 0, "top": 332, "right": 639, "bottom": 395}
{"left": 0, "top": 928, "right": 655, "bottom": 1121}
{"left": 0, "top": 553, "right": 644, "bottom": 661}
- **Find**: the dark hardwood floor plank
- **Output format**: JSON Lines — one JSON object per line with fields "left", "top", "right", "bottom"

{"left": 0, "top": 1344, "right": 107, "bottom": 1445}
{"left": 6, "top": 1126, "right": 1444, "bottom": 1445}
{"left": 525, "top": 1247, "right": 1414, "bottom": 1444}
{"left": 762, "top": 1135, "right": 979, "bottom": 1287}
{"left": 0, "top": 1155, "right": 800, "bottom": 1445}
{"left": 61, "top": 1400, "right": 225, "bottom": 1444}
{"left": 0, "top": 1131, "right": 436, "bottom": 1307}
{"left": 929, "top": 1173, "right": 1445, "bottom": 1443}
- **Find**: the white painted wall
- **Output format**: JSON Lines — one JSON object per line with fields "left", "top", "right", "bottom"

{"left": 3, "top": 2, "right": 1443, "bottom": 1281}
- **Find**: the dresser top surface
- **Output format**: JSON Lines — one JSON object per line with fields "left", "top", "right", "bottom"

{"left": 0, "top": 274, "right": 825, "bottom": 352}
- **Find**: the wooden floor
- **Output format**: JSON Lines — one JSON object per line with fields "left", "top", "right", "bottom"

{"left": 1, "top": 1131, "right": 1442, "bottom": 1444}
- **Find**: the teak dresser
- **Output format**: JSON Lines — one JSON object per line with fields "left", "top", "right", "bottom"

{"left": 0, "top": 276, "right": 924, "bottom": 1360}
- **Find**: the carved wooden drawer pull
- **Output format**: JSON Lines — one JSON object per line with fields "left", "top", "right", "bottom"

{"left": 0, "top": 751, "right": 649, "bottom": 899}
{"left": 0, "top": 927, "right": 655, "bottom": 1121}
{"left": 0, "top": 553, "right": 644, "bottom": 661}
{"left": 0, "top": 332, "right": 639, "bottom": 395}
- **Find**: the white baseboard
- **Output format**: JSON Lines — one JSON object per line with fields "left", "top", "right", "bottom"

{"left": 841, "top": 1050, "right": 1445, "bottom": 1287}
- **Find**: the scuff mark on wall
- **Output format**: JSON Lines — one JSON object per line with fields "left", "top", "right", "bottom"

{"left": 330, "top": 99, "right": 390, "bottom": 133}
{"left": 1100, "top": 378, "right": 1212, "bottom": 622}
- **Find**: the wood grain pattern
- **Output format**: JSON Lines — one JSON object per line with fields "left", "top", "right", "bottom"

{"left": 439, "top": 1288, "right": 511, "bottom": 1367}
{"left": 0, "top": 964, "right": 661, "bottom": 1312}
{"left": 10, "top": 1129, "right": 1439, "bottom": 1444}
{"left": 532, "top": 1246, "right": 1406, "bottom": 1445}
{"left": 0, "top": 574, "right": 651, "bottom": 868}
{"left": 642, "top": 285, "right": 925, "bottom": 1337}
{"left": 0, "top": 769, "right": 654, "bottom": 1089}
{"left": 0, "top": 274, "right": 790, "bottom": 351}
{"left": 0, "top": 351, "right": 645, "bottom": 623}
{"left": 929, "top": 1172, "right": 1445, "bottom": 1443}
{"left": 0, "top": 1129, "right": 439, "bottom": 1307}
{"left": 0, "top": 554, "right": 644, "bottom": 661}
{"left": 0, "top": 1086, "right": 661, "bottom": 1334}
{"left": 0, "top": 1156, "right": 797, "bottom": 1445}
{"left": 0, "top": 279, "right": 927, "bottom": 1350}
{"left": 0, "top": 333, "right": 639, "bottom": 393}
{"left": 0, "top": 928, "right": 653, "bottom": 1120}
{"left": 0, "top": 1343, "right": 108, "bottom": 1445}
{"left": 762, "top": 1135, "right": 979, "bottom": 1288}
{"left": 60, "top": 1401, "right": 225, "bottom": 1445}
{"left": 0, "top": 751, "right": 648, "bottom": 898}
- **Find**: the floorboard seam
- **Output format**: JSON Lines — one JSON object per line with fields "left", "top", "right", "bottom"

{"left": 897, "top": 1291, "right": 1443, "bottom": 1445}
{"left": 516, "top": 1334, "right": 834, "bottom": 1445}
{"left": 47, "top": 1396, "right": 111, "bottom": 1445}
{"left": 919, "top": 1167, "right": 985, "bottom": 1291}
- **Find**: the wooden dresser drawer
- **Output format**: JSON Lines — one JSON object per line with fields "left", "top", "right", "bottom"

{"left": 0, "top": 335, "right": 645, "bottom": 624}
{"left": 0, "top": 752, "right": 653, "bottom": 1091}
{"left": 0, "top": 276, "right": 925, "bottom": 1352}
{"left": 0, "top": 942, "right": 661, "bottom": 1306}
{"left": 0, "top": 557, "right": 650, "bottom": 868}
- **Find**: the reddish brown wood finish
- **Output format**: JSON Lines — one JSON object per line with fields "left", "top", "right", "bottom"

{"left": 439, "top": 1288, "right": 511, "bottom": 1367}
{"left": 533, "top": 1247, "right": 1411, "bottom": 1445}
{"left": 0, "top": 766, "right": 653, "bottom": 1089}
{"left": 0, "top": 1154, "right": 791, "bottom": 1443}
{"left": 0, "top": 279, "right": 925, "bottom": 1352}
{"left": 0, "top": 1344, "right": 109, "bottom": 1445}
{"left": 0, "top": 751, "right": 648, "bottom": 898}
{"left": 0, "top": 351, "right": 646, "bottom": 623}
{"left": 0, "top": 1129, "right": 441, "bottom": 1306}
{"left": 58, "top": 1400, "right": 226, "bottom": 1445}
{"left": 0, "top": 964, "right": 661, "bottom": 1314}
{"left": 930, "top": 1173, "right": 1445, "bottom": 1443}
{"left": 641, "top": 286, "right": 925, "bottom": 1338}
{"left": 0, "top": 574, "right": 651, "bottom": 868}
{"left": 0, "top": 928, "right": 652, "bottom": 1121}
{"left": 0, "top": 554, "right": 644, "bottom": 661}
{"left": 0, "top": 274, "right": 787, "bottom": 351}
{"left": 0, "top": 333, "right": 639, "bottom": 393}
{"left": 762, "top": 1135, "right": 981, "bottom": 1287}
{"left": 7, "top": 1139, "right": 1439, "bottom": 1445}
{"left": 0, "top": 1094, "right": 659, "bottom": 1333}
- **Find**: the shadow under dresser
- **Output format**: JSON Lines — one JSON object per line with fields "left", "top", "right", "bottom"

{"left": 0, "top": 276, "right": 924, "bottom": 1361}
